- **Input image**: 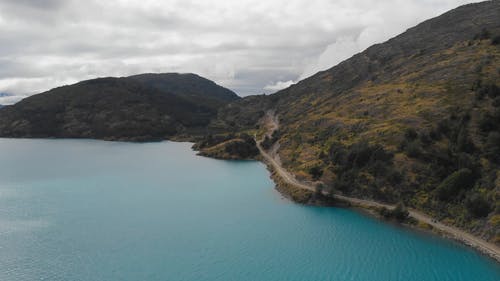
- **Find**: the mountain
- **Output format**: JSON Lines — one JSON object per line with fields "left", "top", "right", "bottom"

{"left": 209, "top": 1, "right": 500, "bottom": 241}
{"left": 129, "top": 73, "right": 238, "bottom": 106}
{"left": 0, "top": 73, "right": 239, "bottom": 141}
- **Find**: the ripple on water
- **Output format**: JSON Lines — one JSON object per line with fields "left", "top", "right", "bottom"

{"left": 0, "top": 139, "right": 498, "bottom": 281}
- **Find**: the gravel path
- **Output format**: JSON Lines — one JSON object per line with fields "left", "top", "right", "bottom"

{"left": 256, "top": 110, "right": 500, "bottom": 263}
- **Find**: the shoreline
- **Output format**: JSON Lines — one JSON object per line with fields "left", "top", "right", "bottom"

{"left": 5, "top": 136, "right": 500, "bottom": 263}
{"left": 255, "top": 137, "right": 500, "bottom": 264}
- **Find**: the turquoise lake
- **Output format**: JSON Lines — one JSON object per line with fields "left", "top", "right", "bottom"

{"left": 0, "top": 139, "right": 499, "bottom": 281}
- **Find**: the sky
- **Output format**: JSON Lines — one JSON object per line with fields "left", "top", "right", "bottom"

{"left": 0, "top": 0, "right": 481, "bottom": 104}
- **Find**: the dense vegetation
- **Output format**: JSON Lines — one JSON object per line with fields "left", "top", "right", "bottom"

{"left": 379, "top": 203, "right": 410, "bottom": 222}
{"left": 0, "top": 74, "right": 238, "bottom": 141}
{"left": 194, "top": 133, "right": 259, "bottom": 160}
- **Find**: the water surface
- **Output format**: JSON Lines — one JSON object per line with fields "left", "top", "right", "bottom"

{"left": 0, "top": 139, "right": 499, "bottom": 281}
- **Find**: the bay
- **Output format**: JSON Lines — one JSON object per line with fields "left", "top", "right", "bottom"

{"left": 0, "top": 139, "right": 499, "bottom": 281}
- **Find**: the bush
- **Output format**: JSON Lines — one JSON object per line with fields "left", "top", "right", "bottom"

{"left": 435, "top": 168, "right": 475, "bottom": 200}
{"left": 328, "top": 142, "right": 347, "bottom": 164}
{"left": 346, "top": 142, "right": 393, "bottom": 168}
{"left": 379, "top": 203, "right": 409, "bottom": 222}
{"left": 484, "top": 132, "right": 500, "bottom": 163}
{"left": 436, "top": 119, "right": 451, "bottom": 136}
{"left": 478, "top": 112, "right": 498, "bottom": 132}
{"left": 419, "top": 131, "right": 432, "bottom": 145}
{"left": 404, "top": 128, "right": 418, "bottom": 141}
{"left": 261, "top": 135, "right": 273, "bottom": 150}
{"left": 465, "top": 192, "right": 491, "bottom": 218}
{"left": 473, "top": 28, "right": 491, "bottom": 40}
{"left": 455, "top": 128, "right": 475, "bottom": 153}
{"left": 492, "top": 97, "right": 500, "bottom": 107}
{"left": 261, "top": 130, "right": 280, "bottom": 150}
{"left": 404, "top": 140, "right": 422, "bottom": 158}
{"left": 308, "top": 166, "right": 323, "bottom": 180}
{"left": 478, "top": 83, "right": 500, "bottom": 99}
{"left": 492, "top": 35, "right": 500, "bottom": 45}
{"left": 224, "top": 135, "right": 259, "bottom": 158}
{"left": 329, "top": 141, "right": 396, "bottom": 198}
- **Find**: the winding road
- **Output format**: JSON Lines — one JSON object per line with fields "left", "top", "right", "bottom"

{"left": 256, "top": 111, "right": 500, "bottom": 262}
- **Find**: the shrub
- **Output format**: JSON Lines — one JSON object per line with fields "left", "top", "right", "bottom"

{"left": 478, "top": 112, "right": 498, "bottom": 132}
{"left": 328, "top": 142, "right": 347, "bottom": 165}
{"left": 224, "top": 136, "right": 259, "bottom": 158}
{"left": 455, "top": 128, "right": 475, "bottom": 153}
{"left": 404, "top": 128, "right": 418, "bottom": 141}
{"left": 346, "top": 142, "right": 393, "bottom": 168}
{"left": 436, "top": 119, "right": 450, "bottom": 136}
{"left": 478, "top": 83, "right": 500, "bottom": 99}
{"left": 392, "top": 203, "right": 410, "bottom": 222}
{"left": 404, "top": 140, "right": 422, "bottom": 158}
{"left": 473, "top": 28, "right": 491, "bottom": 40}
{"left": 261, "top": 135, "right": 273, "bottom": 150}
{"left": 492, "top": 35, "right": 500, "bottom": 45}
{"left": 492, "top": 97, "right": 500, "bottom": 107}
{"left": 419, "top": 131, "right": 432, "bottom": 145}
{"left": 435, "top": 168, "right": 475, "bottom": 200}
{"left": 484, "top": 132, "right": 500, "bottom": 163}
{"left": 308, "top": 166, "right": 324, "bottom": 180}
{"left": 315, "top": 183, "right": 325, "bottom": 194}
{"left": 379, "top": 203, "right": 409, "bottom": 222}
{"left": 465, "top": 192, "right": 492, "bottom": 218}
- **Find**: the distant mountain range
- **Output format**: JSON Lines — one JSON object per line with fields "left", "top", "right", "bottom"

{"left": 0, "top": 1, "right": 499, "bottom": 244}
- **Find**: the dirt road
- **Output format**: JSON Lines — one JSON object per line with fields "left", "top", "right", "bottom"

{"left": 256, "top": 110, "right": 500, "bottom": 262}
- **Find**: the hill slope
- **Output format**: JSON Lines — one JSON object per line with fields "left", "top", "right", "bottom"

{"left": 0, "top": 74, "right": 238, "bottom": 141}
{"left": 210, "top": 1, "right": 500, "bottom": 242}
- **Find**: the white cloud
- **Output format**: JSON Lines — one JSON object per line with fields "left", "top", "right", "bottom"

{"left": 264, "top": 80, "right": 295, "bottom": 92}
{"left": 0, "top": 93, "right": 28, "bottom": 105}
{"left": 0, "top": 0, "right": 481, "bottom": 99}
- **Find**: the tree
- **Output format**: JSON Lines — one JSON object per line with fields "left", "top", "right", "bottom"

{"left": 465, "top": 192, "right": 491, "bottom": 218}
{"left": 379, "top": 203, "right": 409, "bottom": 222}
{"left": 309, "top": 166, "right": 323, "bottom": 180}
{"left": 492, "top": 35, "right": 500, "bottom": 45}
{"left": 315, "top": 183, "right": 325, "bottom": 195}
{"left": 484, "top": 132, "right": 500, "bottom": 163}
{"left": 474, "top": 28, "right": 491, "bottom": 40}
{"left": 392, "top": 203, "right": 410, "bottom": 222}
{"left": 435, "top": 168, "right": 475, "bottom": 200}
{"left": 404, "top": 128, "right": 418, "bottom": 141}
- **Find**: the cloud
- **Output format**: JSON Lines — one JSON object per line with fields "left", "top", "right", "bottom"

{"left": 0, "top": 93, "right": 28, "bottom": 105}
{"left": 264, "top": 80, "right": 295, "bottom": 92}
{"left": 0, "top": 0, "right": 481, "bottom": 100}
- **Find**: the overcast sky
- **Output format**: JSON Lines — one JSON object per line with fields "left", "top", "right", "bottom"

{"left": 0, "top": 0, "right": 480, "bottom": 103}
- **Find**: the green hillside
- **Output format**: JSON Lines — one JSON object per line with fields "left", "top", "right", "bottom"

{"left": 0, "top": 74, "right": 239, "bottom": 141}
{"left": 209, "top": 1, "right": 500, "bottom": 242}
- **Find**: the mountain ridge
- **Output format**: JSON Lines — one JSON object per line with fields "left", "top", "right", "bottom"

{"left": 0, "top": 73, "right": 239, "bottom": 141}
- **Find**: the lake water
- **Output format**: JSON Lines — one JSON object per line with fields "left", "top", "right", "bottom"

{"left": 0, "top": 139, "right": 499, "bottom": 281}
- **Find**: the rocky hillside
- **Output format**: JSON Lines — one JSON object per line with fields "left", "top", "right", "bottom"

{"left": 0, "top": 73, "right": 239, "bottom": 141}
{"left": 211, "top": 1, "right": 500, "bottom": 242}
